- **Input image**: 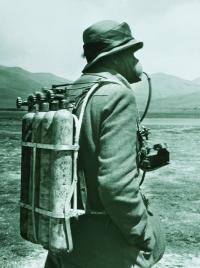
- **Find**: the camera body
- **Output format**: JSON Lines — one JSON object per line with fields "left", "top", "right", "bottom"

{"left": 137, "top": 126, "right": 170, "bottom": 172}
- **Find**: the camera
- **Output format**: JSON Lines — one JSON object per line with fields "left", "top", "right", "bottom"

{"left": 139, "top": 143, "right": 170, "bottom": 171}
{"left": 137, "top": 127, "right": 170, "bottom": 172}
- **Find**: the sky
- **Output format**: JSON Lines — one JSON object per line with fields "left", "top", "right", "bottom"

{"left": 0, "top": 0, "right": 199, "bottom": 80}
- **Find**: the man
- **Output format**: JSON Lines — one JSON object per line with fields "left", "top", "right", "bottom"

{"left": 45, "top": 20, "right": 165, "bottom": 268}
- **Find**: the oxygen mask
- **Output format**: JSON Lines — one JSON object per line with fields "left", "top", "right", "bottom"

{"left": 132, "top": 61, "right": 143, "bottom": 82}
{"left": 114, "top": 50, "right": 143, "bottom": 84}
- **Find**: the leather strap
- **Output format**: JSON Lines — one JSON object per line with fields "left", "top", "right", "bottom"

{"left": 65, "top": 219, "right": 73, "bottom": 253}
{"left": 78, "top": 168, "right": 89, "bottom": 211}
{"left": 74, "top": 78, "right": 123, "bottom": 212}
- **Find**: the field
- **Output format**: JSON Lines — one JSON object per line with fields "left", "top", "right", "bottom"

{"left": 0, "top": 112, "right": 200, "bottom": 267}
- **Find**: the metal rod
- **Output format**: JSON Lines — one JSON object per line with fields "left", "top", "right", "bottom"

{"left": 31, "top": 146, "right": 37, "bottom": 242}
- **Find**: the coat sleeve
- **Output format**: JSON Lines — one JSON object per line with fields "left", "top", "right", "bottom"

{"left": 97, "top": 84, "right": 155, "bottom": 250}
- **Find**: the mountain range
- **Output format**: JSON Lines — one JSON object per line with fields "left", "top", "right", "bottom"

{"left": 0, "top": 66, "right": 68, "bottom": 109}
{"left": 0, "top": 65, "right": 200, "bottom": 115}
{"left": 134, "top": 72, "right": 200, "bottom": 114}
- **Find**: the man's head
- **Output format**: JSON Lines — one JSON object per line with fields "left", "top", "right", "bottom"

{"left": 82, "top": 20, "right": 143, "bottom": 83}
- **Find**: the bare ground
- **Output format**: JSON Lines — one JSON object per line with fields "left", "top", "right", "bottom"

{"left": 0, "top": 115, "right": 200, "bottom": 267}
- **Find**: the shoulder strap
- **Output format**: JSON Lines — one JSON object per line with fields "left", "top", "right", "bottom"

{"left": 74, "top": 79, "right": 123, "bottom": 213}
{"left": 75, "top": 82, "right": 101, "bottom": 212}
{"left": 75, "top": 78, "right": 123, "bottom": 136}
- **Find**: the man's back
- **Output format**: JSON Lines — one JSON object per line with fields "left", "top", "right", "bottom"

{"left": 44, "top": 20, "right": 165, "bottom": 268}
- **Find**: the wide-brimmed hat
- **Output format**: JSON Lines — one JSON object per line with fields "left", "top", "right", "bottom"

{"left": 82, "top": 20, "right": 143, "bottom": 71}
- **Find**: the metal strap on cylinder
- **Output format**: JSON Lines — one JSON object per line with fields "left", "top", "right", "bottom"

{"left": 22, "top": 141, "right": 79, "bottom": 151}
{"left": 31, "top": 145, "right": 37, "bottom": 242}
{"left": 20, "top": 202, "right": 85, "bottom": 218}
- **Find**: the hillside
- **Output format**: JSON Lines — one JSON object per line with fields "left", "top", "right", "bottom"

{"left": 134, "top": 72, "right": 200, "bottom": 114}
{"left": 192, "top": 77, "right": 200, "bottom": 85}
{"left": 0, "top": 66, "right": 200, "bottom": 115}
{"left": 150, "top": 91, "right": 200, "bottom": 113}
{"left": 0, "top": 66, "right": 69, "bottom": 108}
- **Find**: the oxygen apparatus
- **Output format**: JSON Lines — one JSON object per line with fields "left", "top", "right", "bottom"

{"left": 17, "top": 80, "right": 113, "bottom": 253}
{"left": 16, "top": 73, "right": 169, "bottom": 253}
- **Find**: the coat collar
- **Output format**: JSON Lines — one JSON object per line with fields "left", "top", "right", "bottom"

{"left": 81, "top": 69, "right": 132, "bottom": 89}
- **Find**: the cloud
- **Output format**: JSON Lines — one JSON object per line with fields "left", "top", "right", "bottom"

{"left": 0, "top": 0, "right": 199, "bottom": 79}
{"left": 138, "top": 0, "right": 200, "bottom": 79}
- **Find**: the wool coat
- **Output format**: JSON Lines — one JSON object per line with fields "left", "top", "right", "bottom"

{"left": 44, "top": 70, "right": 165, "bottom": 268}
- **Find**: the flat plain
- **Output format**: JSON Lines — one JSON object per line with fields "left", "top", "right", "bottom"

{"left": 0, "top": 112, "right": 200, "bottom": 268}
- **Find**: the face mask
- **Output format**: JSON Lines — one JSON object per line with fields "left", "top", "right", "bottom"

{"left": 131, "top": 61, "right": 143, "bottom": 83}
{"left": 112, "top": 51, "right": 143, "bottom": 83}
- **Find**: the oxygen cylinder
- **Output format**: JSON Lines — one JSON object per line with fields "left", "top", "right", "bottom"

{"left": 37, "top": 100, "right": 74, "bottom": 251}
{"left": 20, "top": 105, "right": 36, "bottom": 240}
{"left": 30, "top": 102, "right": 49, "bottom": 242}
{"left": 49, "top": 108, "right": 74, "bottom": 251}
{"left": 20, "top": 103, "right": 49, "bottom": 242}
{"left": 37, "top": 102, "right": 58, "bottom": 246}
{"left": 19, "top": 94, "right": 81, "bottom": 252}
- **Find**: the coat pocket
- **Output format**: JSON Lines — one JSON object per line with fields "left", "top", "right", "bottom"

{"left": 140, "top": 191, "right": 166, "bottom": 264}
{"left": 147, "top": 210, "right": 166, "bottom": 264}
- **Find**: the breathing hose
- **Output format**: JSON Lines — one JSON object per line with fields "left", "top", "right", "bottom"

{"left": 140, "top": 72, "right": 152, "bottom": 122}
{"left": 138, "top": 72, "right": 152, "bottom": 186}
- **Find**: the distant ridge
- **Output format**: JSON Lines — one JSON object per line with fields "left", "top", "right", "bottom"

{"left": 0, "top": 66, "right": 69, "bottom": 108}
{"left": 0, "top": 65, "right": 200, "bottom": 115}
{"left": 134, "top": 72, "right": 200, "bottom": 115}
{"left": 192, "top": 77, "right": 200, "bottom": 85}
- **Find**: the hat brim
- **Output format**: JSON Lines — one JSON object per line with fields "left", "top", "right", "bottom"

{"left": 83, "top": 39, "right": 143, "bottom": 72}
